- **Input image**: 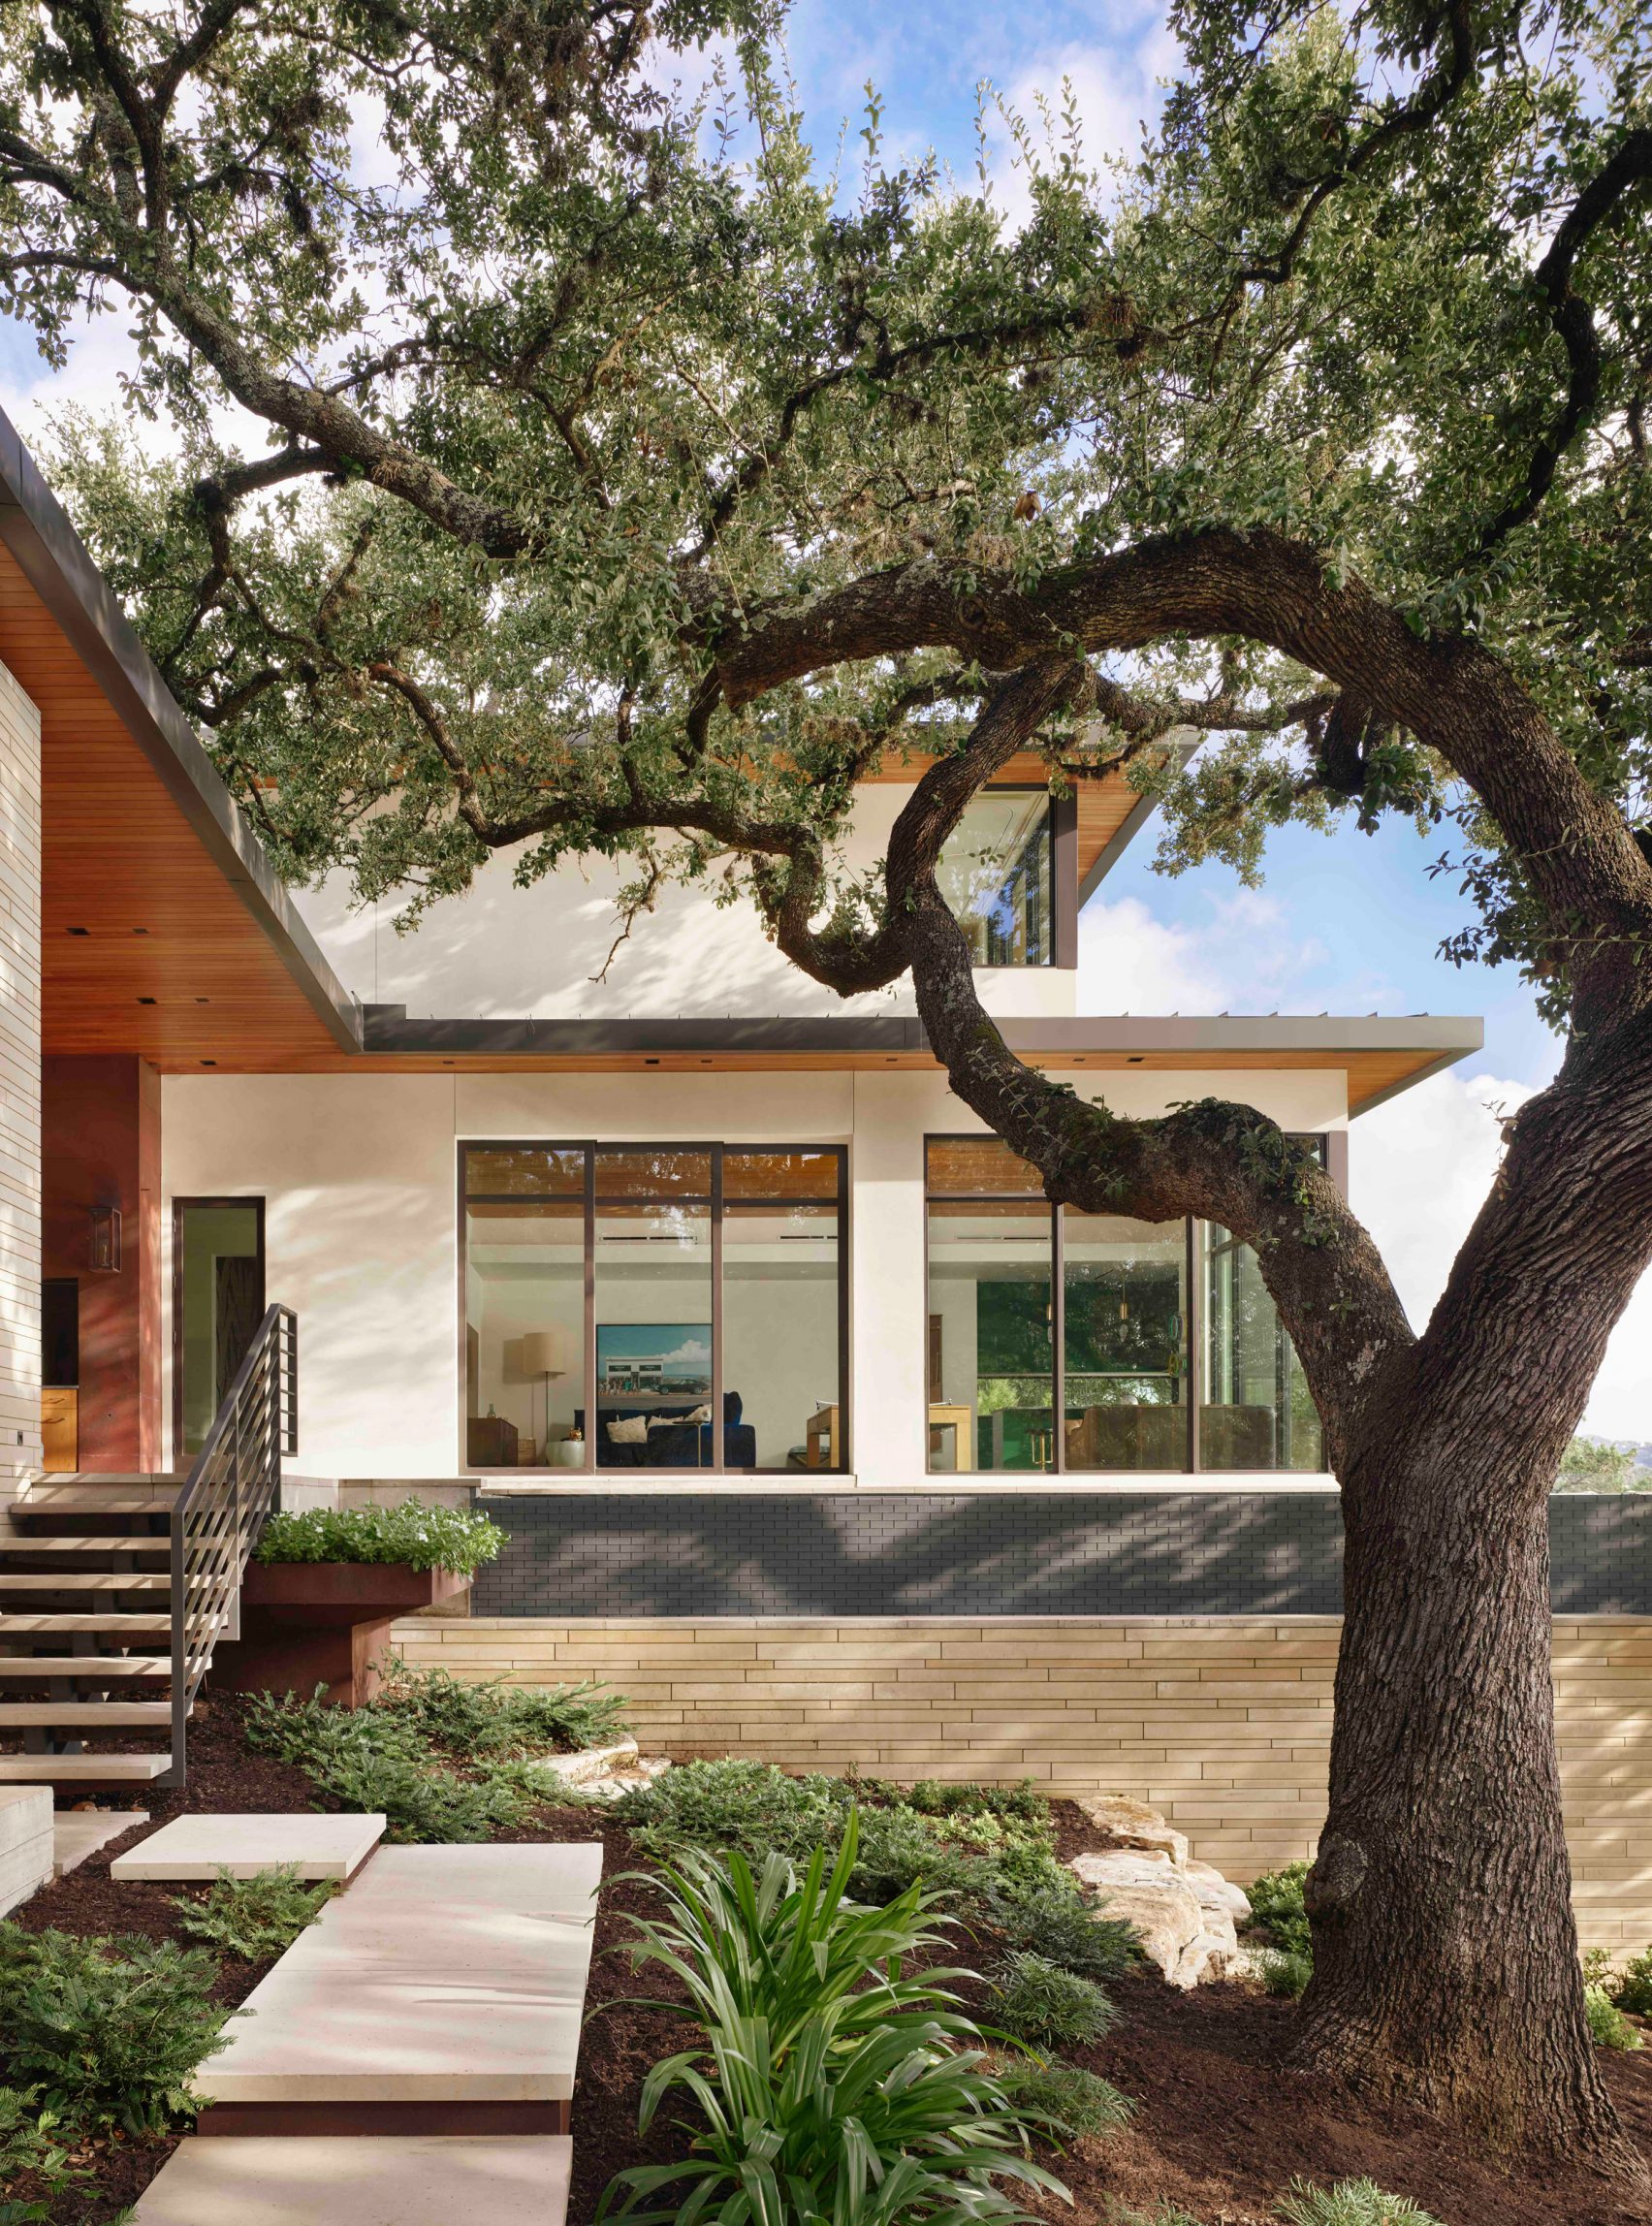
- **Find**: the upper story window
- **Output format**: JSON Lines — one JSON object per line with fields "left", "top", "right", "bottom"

{"left": 937, "top": 791, "right": 1054, "bottom": 967}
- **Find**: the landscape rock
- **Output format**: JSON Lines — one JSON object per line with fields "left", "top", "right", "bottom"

{"left": 529, "top": 1737, "right": 640, "bottom": 1787}
{"left": 1186, "top": 1859, "right": 1252, "bottom": 1926}
{"left": 1067, "top": 1800, "right": 1253, "bottom": 1989}
{"left": 1073, "top": 1794, "right": 1189, "bottom": 1867}
{"left": 1067, "top": 1850, "right": 1205, "bottom": 1987}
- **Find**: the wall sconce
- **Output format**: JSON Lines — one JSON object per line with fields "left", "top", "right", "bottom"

{"left": 89, "top": 1205, "right": 122, "bottom": 1273}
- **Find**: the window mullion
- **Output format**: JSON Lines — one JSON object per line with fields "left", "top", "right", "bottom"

{"left": 1187, "top": 1217, "right": 1201, "bottom": 1476}
{"left": 1052, "top": 1199, "right": 1064, "bottom": 1475}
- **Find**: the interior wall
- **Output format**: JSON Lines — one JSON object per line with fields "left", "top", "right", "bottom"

{"left": 161, "top": 1065, "right": 1346, "bottom": 1481}
{"left": 41, "top": 1054, "right": 161, "bottom": 1472}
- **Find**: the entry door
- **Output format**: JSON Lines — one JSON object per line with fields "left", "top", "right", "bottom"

{"left": 173, "top": 1198, "right": 265, "bottom": 1460}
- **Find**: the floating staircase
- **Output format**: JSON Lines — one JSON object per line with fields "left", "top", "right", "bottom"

{"left": 0, "top": 1307, "right": 297, "bottom": 1792}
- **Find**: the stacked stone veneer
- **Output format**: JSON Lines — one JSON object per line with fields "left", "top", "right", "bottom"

{"left": 0, "top": 660, "right": 39, "bottom": 1510}
{"left": 391, "top": 1612, "right": 1652, "bottom": 1952}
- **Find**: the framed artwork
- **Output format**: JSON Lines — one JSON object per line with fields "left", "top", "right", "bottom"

{"left": 595, "top": 1322, "right": 713, "bottom": 1396}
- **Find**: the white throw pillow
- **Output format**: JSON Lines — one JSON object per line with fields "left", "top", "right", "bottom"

{"left": 684, "top": 1404, "right": 713, "bottom": 1423}
{"left": 607, "top": 1415, "right": 649, "bottom": 1445}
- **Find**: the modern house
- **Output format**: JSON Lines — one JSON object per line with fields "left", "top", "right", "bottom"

{"left": 2, "top": 407, "right": 1648, "bottom": 1943}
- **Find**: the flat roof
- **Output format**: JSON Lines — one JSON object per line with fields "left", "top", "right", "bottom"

{"left": 338, "top": 1007, "right": 1482, "bottom": 1114}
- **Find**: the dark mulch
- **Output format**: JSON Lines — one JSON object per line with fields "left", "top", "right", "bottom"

{"left": 8, "top": 1713, "right": 1652, "bottom": 2225}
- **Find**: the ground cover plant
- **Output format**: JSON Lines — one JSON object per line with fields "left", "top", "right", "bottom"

{"left": 1247, "top": 1861, "right": 1316, "bottom": 2000}
{"left": 244, "top": 1665, "right": 627, "bottom": 1842}
{"left": 0, "top": 1925, "right": 230, "bottom": 2139}
{"left": 169, "top": 1867, "right": 337, "bottom": 1962}
{"left": 253, "top": 1501, "right": 505, "bottom": 1578}
{"left": 613, "top": 1760, "right": 1137, "bottom": 1976}
{"left": 597, "top": 1816, "right": 1069, "bottom": 2223}
{"left": 988, "top": 1952, "right": 1120, "bottom": 2050}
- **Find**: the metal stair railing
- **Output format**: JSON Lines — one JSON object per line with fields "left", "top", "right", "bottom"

{"left": 168, "top": 1305, "right": 297, "bottom": 1785}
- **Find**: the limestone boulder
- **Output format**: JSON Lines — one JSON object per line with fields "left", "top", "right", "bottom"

{"left": 1073, "top": 1794, "right": 1189, "bottom": 1867}
{"left": 1067, "top": 1849, "right": 1205, "bottom": 1987}
{"left": 1185, "top": 1859, "right": 1252, "bottom": 1927}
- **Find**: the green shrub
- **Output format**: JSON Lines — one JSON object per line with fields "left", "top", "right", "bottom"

{"left": 1256, "top": 1947, "right": 1315, "bottom": 1999}
{"left": 0, "top": 2086, "right": 86, "bottom": 2224}
{"left": 245, "top": 1690, "right": 532, "bottom": 1841}
{"left": 987, "top": 1878, "right": 1141, "bottom": 1980}
{"left": 989, "top": 1952, "right": 1119, "bottom": 2049}
{"left": 613, "top": 1756, "right": 850, "bottom": 1863}
{"left": 171, "top": 1866, "right": 338, "bottom": 1960}
{"left": 1248, "top": 1860, "right": 1313, "bottom": 1958}
{"left": 996, "top": 2057, "right": 1134, "bottom": 2141}
{"left": 376, "top": 1664, "right": 626, "bottom": 1754}
{"left": 1275, "top": 2178, "right": 1445, "bottom": 2225}
{"left": 597, "top": 1816, "right": 1068, "bottom": 2224}
{"left": 1610, "top": 1946, "right": 1652, "bottom": 2017}
{"left": 1586, "top": 1985, "right": 1643, "bottom": 2050}
{"left": 0, "top": 1925, "right": 230, "bottom": 2136}
{"left": 905, "top": 1779, "right": 1049, "bottom": 1823}
{"left": 255, "top": 1500, "right": 505, "bottom": 1577}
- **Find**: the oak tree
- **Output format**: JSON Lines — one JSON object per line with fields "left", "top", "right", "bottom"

{"left": 4, "top": 0, "right": 1651, "bottom": 2176}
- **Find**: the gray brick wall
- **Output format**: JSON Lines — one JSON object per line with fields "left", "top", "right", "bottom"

{"left": 468, "top": 1489, "right": 1652, "bottom": 1619}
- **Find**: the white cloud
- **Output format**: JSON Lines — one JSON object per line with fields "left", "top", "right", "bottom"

{"left": 1356, "top": 1069, "right": 1652, "bottom": 1444}
{"left": 980, "top": 26, "right": 1177, "bottom": 230}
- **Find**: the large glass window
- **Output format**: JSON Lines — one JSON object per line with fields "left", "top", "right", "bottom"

{"left": 461, "top": 1144, "right": 845, "bottom": 1474}
{"left": 1200, "top": 1225, "right": 1323, "bottom": 1471}
{"left": 936, "top": 791, "right": 1054, "bottom": 967}
{"left": 924, "top": 1136, "right": 1324, "bottom": 1474}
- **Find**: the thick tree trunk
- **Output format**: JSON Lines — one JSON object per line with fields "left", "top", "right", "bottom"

{"left": 1292, "top": 1440, "right": 1643, "bottom": 2173}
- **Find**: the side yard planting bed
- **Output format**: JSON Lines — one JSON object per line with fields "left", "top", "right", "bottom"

{"left": 3, "top": 1680, "right": 1650, "bottom": 2226}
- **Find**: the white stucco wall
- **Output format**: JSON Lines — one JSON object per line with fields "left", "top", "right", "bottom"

{"left": 162, "top": 1066, "right": 1346, "bottom": 1484}
{"left": 291, "top": 784, "right": 1077, "bottom": 1023}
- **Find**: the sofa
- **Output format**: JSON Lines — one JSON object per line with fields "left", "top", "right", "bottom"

{"left": 576, "top": 1390, "right": 756, "bottom": 1470}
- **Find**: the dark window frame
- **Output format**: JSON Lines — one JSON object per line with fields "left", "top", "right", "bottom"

{"left": 937, "top": 787, "right": 1072, "bottom": 971}
{"left": 923, "top": 1132, "right": 1327, "bottom": 1476}
{"left": 171, "top": 1195, "right": 267, "bottom": 1464}
{"left": 458, "top": 1141, "right": 849, "bottom": 1479}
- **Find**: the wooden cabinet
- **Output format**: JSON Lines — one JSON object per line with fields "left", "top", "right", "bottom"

{"left": 41, "top": 1385, "right": 78, "bottom": 1472}
{"left": 466, "top": 1415, "right": 519, "bottom": 1469}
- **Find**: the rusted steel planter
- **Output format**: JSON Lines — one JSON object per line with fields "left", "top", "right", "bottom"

{"left": 210, "top": 1562, "right": 469, "bottom": 1707}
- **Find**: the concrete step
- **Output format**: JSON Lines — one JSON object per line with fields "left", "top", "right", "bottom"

{"left": 0, "top": 1700, "right": 175, "bottom": 1725}
{"left": 128, "top": 2136, "right": 571, "bottom": 2224}
{"left": 55, "top": 1808, "right": 148, "bottom": 1876}
{"left": 0, "top": 1754, "right": 173, "bottom": 1782}
{"left": 113, "top": 1811, "right": 386, "bottom": 1883}
{"left": 195, "top": 1899, "right": 592, "bottom": 2134}
{"left": 347, "top": 1844, "right": 604, "bottom": 1916}
{"left": 0, "top": 1612, "right": 171, "bottom": 1634}
{"left": 0, "top": 1574, "right": 171, "bottom": 1591}
{"left": 0, "top": 1656, "right": 170, "bottom": 1676}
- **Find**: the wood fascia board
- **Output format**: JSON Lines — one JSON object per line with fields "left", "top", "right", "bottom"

{"left": 0, "top": 406, "right": 362, "bottom": 1054}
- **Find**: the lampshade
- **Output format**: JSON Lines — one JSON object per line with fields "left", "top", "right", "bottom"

{"left": 520, "top": 1328, "right": 570, "bottom": 1377}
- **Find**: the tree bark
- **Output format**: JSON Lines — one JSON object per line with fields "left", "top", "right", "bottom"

{"left": 1297, "top": 1444, "right": 1634, "bottom": 2165}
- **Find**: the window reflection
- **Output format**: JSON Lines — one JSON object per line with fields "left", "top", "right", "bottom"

{"left": 936, "top": 792, "right": 1053, "bottom": 967}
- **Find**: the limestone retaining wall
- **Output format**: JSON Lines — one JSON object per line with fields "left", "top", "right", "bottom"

{"left": 390, "top": 1611, "right": 1652, "bottom": 1950}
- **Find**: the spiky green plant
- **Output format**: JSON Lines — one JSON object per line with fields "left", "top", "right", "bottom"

{"left": 596, "top": 1813, "right": 1069, "bottom": 2223}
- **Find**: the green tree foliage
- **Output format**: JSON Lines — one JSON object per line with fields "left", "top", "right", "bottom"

{"left": 1556, "top": 1437, "right": 1649, "bottom": 1492}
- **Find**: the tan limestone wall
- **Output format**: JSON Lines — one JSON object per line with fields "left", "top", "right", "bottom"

{"left": 0, "top": 662, "right": 40, "bottom": 1510}
{"left": 390, "top": 1612, "right": 1652, "bottom": 1950}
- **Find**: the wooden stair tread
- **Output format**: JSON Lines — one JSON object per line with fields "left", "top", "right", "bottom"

{"left": 0, "top": 1574, "right": 171, "bottom": 1591}
{"left": 0, "top": 1754, "right": 173, "bottom": 1781}
{"left": 0, "top": 1656, "right": 170, "bottom": 1675}
{"left": 14, "top": 1499, "right": 177, "bottom": 1516}
{"left": 0, "top": 1613, "right": 171, "bottom": 1633}
{"left": 0, "top": 1537, "right": 172, "bottom": 1552}
{"left": 0, "top": 1700, "right": 176, "bottom": 1724}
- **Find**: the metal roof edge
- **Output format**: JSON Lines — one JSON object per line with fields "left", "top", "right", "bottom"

{"left": 0, "top": 404, "right": 362, "bottom": 1053}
